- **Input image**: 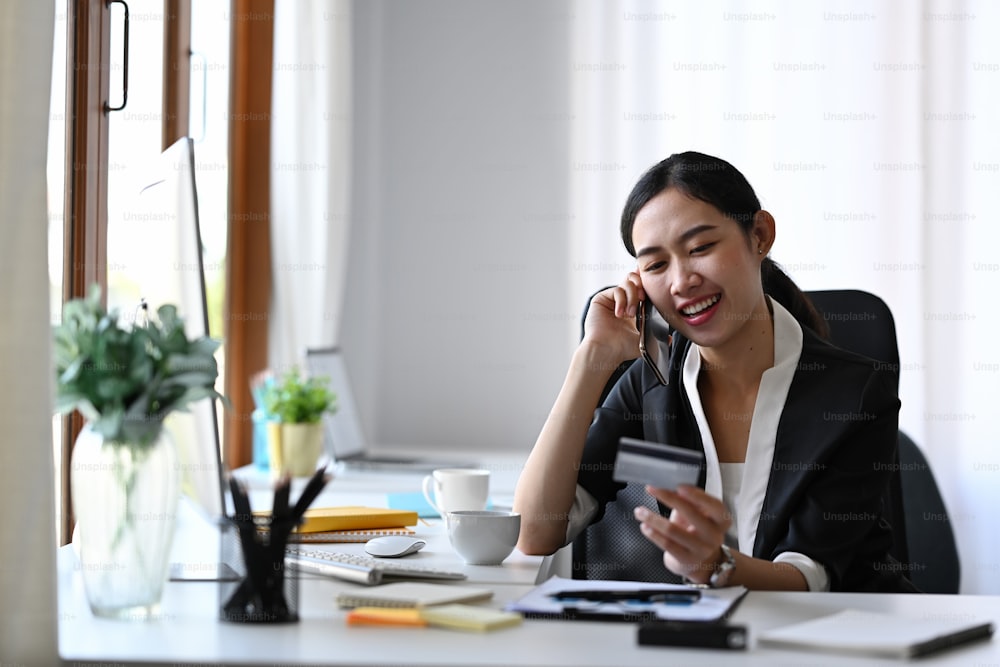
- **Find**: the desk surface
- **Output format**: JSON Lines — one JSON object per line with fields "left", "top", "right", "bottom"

{"left": 59, "top": 466, "right": 1000, "bottom": 667}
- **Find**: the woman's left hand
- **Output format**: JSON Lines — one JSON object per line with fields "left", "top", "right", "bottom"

{"left": 634, "top": 484, "right": 732, "bottom": 584}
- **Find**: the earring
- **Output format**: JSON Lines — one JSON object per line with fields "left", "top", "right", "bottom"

{"left": 758, "top": 249, "right": 763, "bottom": 255}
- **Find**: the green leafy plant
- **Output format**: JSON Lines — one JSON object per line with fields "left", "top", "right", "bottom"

{"left": 263, "top": 367, "right": 337, "bottom": 424}
{"left": 53, "top": 285, "right": 225, "bottom": 446}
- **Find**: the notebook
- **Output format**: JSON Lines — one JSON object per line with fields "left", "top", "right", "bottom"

{"left": 294, "top": 506, "right": 418, "bottom": 533}
{"left": 345, "top": 604, "right": 522, "bottom": 631}
{"left": 305, "top": 347, "right": 476, "bottom": 472}
{"left": 336, "top": 582, "right": 493, "bottom": 609}
{"left": 418, "top": 604, "right": 523, "bottom": 632}
{"left": 289, "top": 527, "right": 415, "bottom": 543}
{"left": 758, "top": 609, "right": 995, "bottom": 659}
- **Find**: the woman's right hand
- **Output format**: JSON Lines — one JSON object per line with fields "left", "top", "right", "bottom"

{"left": 581, "top": 272, "right": 646, "bottom": 366}
{"left": 515, "top": 271, "right": 646, "bottom": 556}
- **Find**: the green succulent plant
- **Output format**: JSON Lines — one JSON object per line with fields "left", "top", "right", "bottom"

{"left": 263, "top": 367, "right": 337, "bottom": 424}
{"left": 53, "top": 285, "right": 225, "bottom": 446}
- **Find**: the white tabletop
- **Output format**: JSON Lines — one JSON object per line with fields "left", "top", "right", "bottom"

{"left": 59, "top": 466, "right": 1000, "bottom": 666}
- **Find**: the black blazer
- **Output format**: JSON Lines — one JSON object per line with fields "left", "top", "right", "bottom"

{"left": 577, "top": 324, "right": 918, "bottom": 592}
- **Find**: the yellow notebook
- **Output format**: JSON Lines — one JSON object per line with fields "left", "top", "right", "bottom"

{"left": 294, "top": 506, "right": 419, "bottom": 533}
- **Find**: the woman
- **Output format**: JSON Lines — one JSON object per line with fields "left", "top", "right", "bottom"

{"left": 513, "top": 151, "right": 916, "bottom": 592}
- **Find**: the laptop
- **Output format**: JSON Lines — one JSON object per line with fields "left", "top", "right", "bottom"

{"left": 305, "top": 347, "right": 475, "bottom": 472}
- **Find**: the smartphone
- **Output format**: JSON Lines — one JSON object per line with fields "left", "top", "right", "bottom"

{"left": 636, "top": 300, "right": 672, "bottom": 385}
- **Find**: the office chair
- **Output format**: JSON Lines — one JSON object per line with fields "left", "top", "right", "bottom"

{"left": 572, "top": 288, "right": 961, "bottom": 593}
{"left": 807, "top": 290, "right": 960, "bottom": 594}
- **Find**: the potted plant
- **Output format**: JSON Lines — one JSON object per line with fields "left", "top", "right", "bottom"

{"left": 53, "top": 285, "right": 224, "bottom": 619}
{"left": 262, "top": 367, "right": 336, "bottom": 477}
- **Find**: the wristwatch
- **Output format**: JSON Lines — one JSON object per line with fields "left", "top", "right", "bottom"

{"left": 709, "top": 544, "right": 736, "bottom": 588}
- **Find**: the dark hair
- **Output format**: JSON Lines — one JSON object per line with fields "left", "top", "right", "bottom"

{"left": 620, "top": 151, "right": 829, "bottom": 339}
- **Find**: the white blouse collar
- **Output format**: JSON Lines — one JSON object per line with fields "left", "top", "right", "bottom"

{"left": 681, "top": 297, "right": 803, "bottom": 553}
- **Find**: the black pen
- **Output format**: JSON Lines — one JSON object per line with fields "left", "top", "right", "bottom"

{"left": 228, "top": 475, "right": 253, "bottom": 523}
{"left": 272, "top": 473, "right": 291, "bottom": 521}
{"left": 552, "top": 589, "right": 701, "bottom": 604}
{"left": 290, "top": 466, "right": 331, "bottom": 521}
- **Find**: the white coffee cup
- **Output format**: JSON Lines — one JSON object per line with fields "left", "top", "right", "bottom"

{"left": 421, "top": 468, "right": 490, "bottom": 516}
{"left": 447, "top": 510, "right": 521, "bottom": 565}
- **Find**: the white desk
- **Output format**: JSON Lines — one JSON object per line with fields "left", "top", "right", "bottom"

{"left": 59, "top": 467, "right": 1000, "bottom": 666}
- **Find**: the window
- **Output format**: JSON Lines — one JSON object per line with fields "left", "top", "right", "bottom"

{"left": 49, "top": 0, "right": 229, "bottom": 543}
{"left": 50, "top": 0, "right": 271, "bottom": 543}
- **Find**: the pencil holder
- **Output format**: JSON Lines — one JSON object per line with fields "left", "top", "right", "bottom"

{"left": 218, "top": 516, "right": 300, "bottom": 623}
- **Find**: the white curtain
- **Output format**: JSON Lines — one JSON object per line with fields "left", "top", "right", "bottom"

{"left": 269, "top": 0, "right": 353, "bottom": 374}
{"left": 0, "top": 1, "right": 58, "bottom": 662}
{"left": 570, "top": 0, "right": 1000, "bottom": 593}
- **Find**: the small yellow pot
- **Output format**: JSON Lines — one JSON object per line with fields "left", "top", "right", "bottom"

{"left": 267, "top": 421, "right": 323, "bottom": 477}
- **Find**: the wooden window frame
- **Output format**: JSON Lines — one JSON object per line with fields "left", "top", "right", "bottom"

{"left": 58, "top": 0, "right": 272, "bottom": 543}
{"left": 60, "top": 0, "right": 111, "bottom": 545}
{"left": 224, "top": 0, "right": 274, "bottom": 469}
{"left": 163, "top": 0, "right": 192, "bottom": 149}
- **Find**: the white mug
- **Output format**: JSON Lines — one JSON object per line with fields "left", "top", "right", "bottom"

{"left": 422, "top": 468, "right": 490, "bottom": 516}
{"left": 447, "top": 510, "right": 521, "bottom": 565}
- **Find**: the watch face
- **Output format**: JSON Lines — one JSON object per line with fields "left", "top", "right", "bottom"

{"left": 710, "top": 546, "right": 736, "bottom": 588}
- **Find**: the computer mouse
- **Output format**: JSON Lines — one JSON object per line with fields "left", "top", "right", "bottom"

{"left": 364, "top": 535, "right": 427, "bottom": 558}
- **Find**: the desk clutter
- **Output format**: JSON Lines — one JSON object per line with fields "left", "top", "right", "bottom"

{"left": 338, "top": 583, "right": 521, "bottom": 633}
{"left": 216, "top": 468, "right": 993, "bottom": 655}
{"left": 61, "top": 454, "right": 1000, "bottom": 664}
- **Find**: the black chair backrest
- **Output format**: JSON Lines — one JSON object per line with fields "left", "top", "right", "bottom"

{"left": 806, "top": 290, "right": 909, "bottom": 571}
{"left": 805, "top": 290, "right": 901, "bottom": 390}
{"left": 809, "top": 290, "right": 959, "bottom": 593}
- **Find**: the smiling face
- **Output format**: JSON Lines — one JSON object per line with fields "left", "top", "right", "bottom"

{"left": 632, "top": 187, "right": 774, "bottom": 352}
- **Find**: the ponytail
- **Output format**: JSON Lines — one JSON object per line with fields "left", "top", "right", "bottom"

{"left": 761, "top": 257, "right": 830, "bottom": 340}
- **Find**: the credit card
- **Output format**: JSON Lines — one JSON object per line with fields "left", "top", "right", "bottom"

{"left": 612, "top": 437, "right": 704, "bottom": 490}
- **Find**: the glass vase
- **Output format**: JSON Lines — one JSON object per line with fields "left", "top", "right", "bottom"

{"left": 70, "top": 423, "right": 180, "bottom": 620}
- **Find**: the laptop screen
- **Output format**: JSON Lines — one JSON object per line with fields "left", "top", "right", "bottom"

{"left": 305, "top": 347, "right": 367, "bottom": 460}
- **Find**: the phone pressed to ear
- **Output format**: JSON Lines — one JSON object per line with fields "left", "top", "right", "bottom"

{"left": 636, "top": 300, "right": 672, "bottom": 386}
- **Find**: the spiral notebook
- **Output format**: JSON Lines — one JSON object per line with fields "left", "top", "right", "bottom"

{"left": 336, "top": 582, "right": 493, "bottom": 609}
{"left": 289, "top": 527, "right": 415, "bottom": 543}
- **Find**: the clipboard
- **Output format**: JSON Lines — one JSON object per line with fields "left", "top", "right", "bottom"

{"left": 505, "top": 576, "right": 747, "bottom": 623}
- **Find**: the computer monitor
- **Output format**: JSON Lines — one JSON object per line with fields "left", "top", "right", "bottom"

{"left": 108, "top": 136, "right": 225, "bottom": 523}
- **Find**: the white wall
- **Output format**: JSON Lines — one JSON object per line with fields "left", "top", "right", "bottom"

{"left": 342, "top": 1, "right": 575, "bottom": 454}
